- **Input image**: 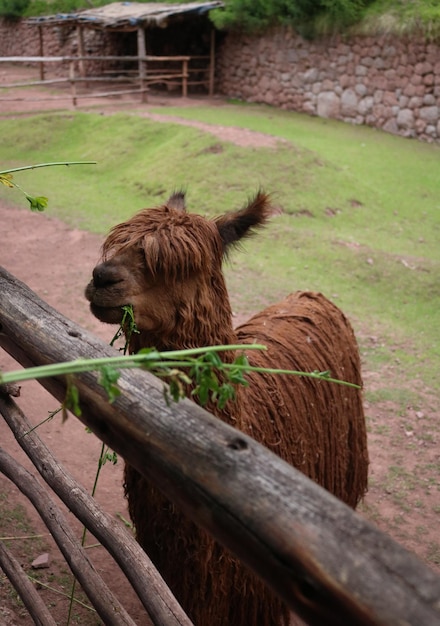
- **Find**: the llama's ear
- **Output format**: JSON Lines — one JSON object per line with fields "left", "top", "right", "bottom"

{"left": 215, "top": 191, "right": 272, "bottom": 252}
{"left": 166, "top": 190, "right": 186, "bottom": 211}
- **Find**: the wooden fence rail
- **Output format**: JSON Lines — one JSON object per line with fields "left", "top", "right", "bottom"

{"left": 1, "top": 264, "right": 440, "bottom": 626}
{"left": 0, "top": 55, "right": 212, "bottom": 105}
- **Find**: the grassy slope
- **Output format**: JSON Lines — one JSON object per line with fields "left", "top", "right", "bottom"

{"left": 147, "top": 104, "right": 440, "bottom": 388}
{"left": 0, "top": 107, "right": 438, "bottom": 388}
{"left": 359, "top": 0, "right": 440, "bottom": 38}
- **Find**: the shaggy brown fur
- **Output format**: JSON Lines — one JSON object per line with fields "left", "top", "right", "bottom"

{"left": 85, "top": 191, "right": 368, "bottom": 626}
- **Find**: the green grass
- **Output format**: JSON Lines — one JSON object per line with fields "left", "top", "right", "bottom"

{"left": 0, "top": 106, "right": 438, "bottom": 388}
{"left": 146, "top": 103, "right": 440, "bottom": 256}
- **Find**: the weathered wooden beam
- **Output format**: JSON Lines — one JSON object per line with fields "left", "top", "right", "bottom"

{"left": 0, "top": 391, "right": 193, "bottom": 626}
{"left": 0, "top": 265, "right": 439, "bottom": 626}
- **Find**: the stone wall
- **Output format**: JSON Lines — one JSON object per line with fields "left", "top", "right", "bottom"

{"left": 0, "top": 19, "right": 118, "bottom": 75}
{"left": 2, "top": 19, "right": 440, "bottom": 141}
{"left": 216, "top": 28, "right": 440, "bottom": 142}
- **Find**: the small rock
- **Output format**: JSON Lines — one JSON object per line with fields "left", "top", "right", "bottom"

{"left": 31, "top": 553, "right": 50, "bottom": 569}
{"left": 416, "top": 411, "right": 424, "bottom": 419}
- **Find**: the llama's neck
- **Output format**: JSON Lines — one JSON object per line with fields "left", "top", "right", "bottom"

{"left": 127, "top": 282, "right": 248, "bottom": 428}
{"left": 130, "top": 323, "right": 237, "bottom": 354}
{"left": 129, "top": 289, "right": 238, "bottom": 355}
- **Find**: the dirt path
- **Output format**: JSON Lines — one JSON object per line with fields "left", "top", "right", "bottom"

{"left": 0, "top": 64, "right": 291, "bottom": 626}
{"left": 0, "top": 65, "right": 439, "bottom": 625}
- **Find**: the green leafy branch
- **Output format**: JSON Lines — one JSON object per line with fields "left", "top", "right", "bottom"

{"left": 0, "top": 344, "right": 360, "bottom": 418}
{"left": 109, "top": 304, "right": 140, "bottom": 353}
{"left": 0, "top": 161, "right": 96, "bottom": 211}
{"left": 0, "top": 344, "right": 358, "bottom": 388}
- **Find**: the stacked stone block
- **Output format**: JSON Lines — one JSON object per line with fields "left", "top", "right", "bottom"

{"left": 217, "top": 28, "right": 440, "bottom": 142}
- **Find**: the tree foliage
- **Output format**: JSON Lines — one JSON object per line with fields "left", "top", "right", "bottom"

{"left": 210, "top": 0, "right": 374, "bottom": 33}
{"left": 0, "top": 0, "right": 29, "bottom": 19}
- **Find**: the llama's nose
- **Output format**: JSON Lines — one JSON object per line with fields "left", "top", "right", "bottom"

{"left": 92, "top": 263, "right": 121, "bottom": 288}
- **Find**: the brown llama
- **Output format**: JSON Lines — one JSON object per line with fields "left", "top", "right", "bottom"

{"left": 85, "top": 190, "right": 368, "bottom": 626}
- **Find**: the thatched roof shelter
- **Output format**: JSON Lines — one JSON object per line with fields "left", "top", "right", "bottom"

{"left": 25, "top": 2, "right": 225, "bottom": 96}
{"left": 26, "top": 1, "right": 223, "bottom": 32}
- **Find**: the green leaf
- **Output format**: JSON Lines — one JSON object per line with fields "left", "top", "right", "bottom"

{"left": 99, "top": 365, "right": 121, "bottom": 403}
{"left": 109, "top": 325, "right": 124, "bottom": 348}
{"left": 0, "top": 173, "right": 14, "bottom": 188}
{"left": 26, "top": 195, "right": 48, "bottom": 212}
{"left": 234, "top": 354, "right": 249, "bottom": 367}
{"left": 101, "top": 449, "right": 118, "bottom": 466}
{"left": 63, "top": 381, "right": 81, "bottom": 417}
{"left": 204, "top": 351, "right": 223, "bottom": 368}
{"left": 312, "top": 369, "right": 332, "bottom": 379}
{"left": 228, "top": 368, "right": 249, "bottom": 386}
{"left": 217, "top": 383, "right": 236, "bottom": 409}
{"left": 169, "top": 378, "right": 184, "bottom": 403}
{"left": 140, "top": 348, "right": 162, "bottom": 358}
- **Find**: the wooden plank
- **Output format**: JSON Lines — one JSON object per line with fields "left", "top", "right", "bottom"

{"left": 0, "top": 265, "right": 439, "bottom": 626}
{"left": 0, "top": 56, "right": 190, "bottom": 63}
{"left": 0, "top": 55, "right": 210, "bottom": 97}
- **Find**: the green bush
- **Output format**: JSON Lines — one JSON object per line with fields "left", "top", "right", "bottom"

{"left": 0, "top": 0, "right": 30, "bottom": 19}
{"left": 210, "top": 0, "right": 373, "bottom": 33}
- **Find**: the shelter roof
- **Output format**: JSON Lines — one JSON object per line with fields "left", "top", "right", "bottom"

{"left": 26, "top": 1, "right": 224, "bottom": 30}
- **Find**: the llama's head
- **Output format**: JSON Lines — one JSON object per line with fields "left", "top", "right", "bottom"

{"left": 85, "top": 190, "right": 272, "bottom": 350}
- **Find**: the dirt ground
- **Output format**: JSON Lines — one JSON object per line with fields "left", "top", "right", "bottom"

{"left": 0, "top": 65, "right": 439, "bottom": 625}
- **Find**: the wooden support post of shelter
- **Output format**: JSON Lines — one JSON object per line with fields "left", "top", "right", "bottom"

{"left": 182, "top": 58, "right": 188, "bottom": 98}
{"left": 137, "top": 26, "right": 147, "bottom": 103}
{"left": 77, "top": 25, "right": 86, "bottom": 79}
{"left": 69, "top": 60, "right": 77, "bottom": 107}
{"left": 209, "top": 28, "right": 215, "bottom": 96}
{"left": 38, "top": 25, "right": 45, "bottom": 81}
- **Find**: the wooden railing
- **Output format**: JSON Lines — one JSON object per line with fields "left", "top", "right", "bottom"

{"left": 1, "top": 265, "right": 439, "bottom": 626}
{"left": 0, "top": 54, "right": 214, "bottom": 106}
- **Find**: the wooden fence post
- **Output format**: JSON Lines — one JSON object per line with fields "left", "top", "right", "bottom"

{"left": 182, "top": 59, "right": 188, "bottom": 97}
{"left": 38, "top": 26, "right": 45, "bottom": 81}
{"left": 69, "top": 60, "right": 77, "bottom": 107}
{"left": 209, "top": 28, "right": 215, "bottom": 96}
{"left": 77, "top": 25, "right": 86, "bottom": 80}
{"left": 137, "top": 27, "right": 147, "bottom": 103}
